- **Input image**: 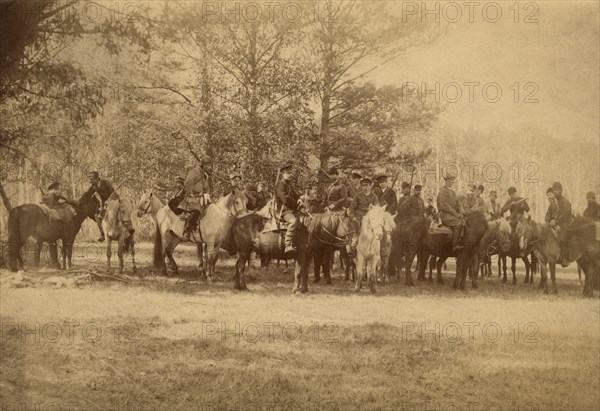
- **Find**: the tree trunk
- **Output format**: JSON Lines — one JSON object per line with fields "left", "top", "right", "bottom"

{"left": 0, "top": 180, "right": 12, "bottom": 212}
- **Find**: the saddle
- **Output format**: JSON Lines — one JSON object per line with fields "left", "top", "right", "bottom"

{"left": 40, "top": 203, "right": 76, "bottom": 223}
{"left": 428, "top": 220, "right": 453, "bottom": 236}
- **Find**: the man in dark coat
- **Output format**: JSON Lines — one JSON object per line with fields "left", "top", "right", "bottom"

{"left": 376, "top": 175, "right": 398, "bottom": 215}
{"left": 406, "top": 184, "right": 425, "bottom": 217}
{"left": 275, "top": 163, "right": 300, "bottom": 253}
{"left": 83, "top": 171, "right": 122, "bottom": 242}
{"left": 437, "top": 174, "right": 464, "bottom": 252}
{"left": 545, "top": 187, "right": 558, "bottom": 225}
{"left": 395, "top": 182, "right": 412, "bottom": 223}
{"left": 487, "top": 190, "right": 502, "bottom": 220}
{"left": 324, "top": 167, "right": 349, "bottom": 211}
{"left": 256, "top": 181, "right": 269, "bottom": 210}
{"left": 180, "top": 156, "right": 213, "bottom": 240}
{"left": 41, "top": 182, "right": 75, "bottom": 222}
{"left": 349, "top": 177, "right": 379, "bottom": 254}
{"left": 583, "top": 191, "right": 600, "bottom": 220}
{"left": 551, "top": 181, "right": 574, "bottom": 266}
{"left": 501, "top": 186, "right": 530, "bottom": 225}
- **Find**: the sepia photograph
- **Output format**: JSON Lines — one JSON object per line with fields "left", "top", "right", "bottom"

{"left": 0, "top": 0, "right": 599, "bottom": 410}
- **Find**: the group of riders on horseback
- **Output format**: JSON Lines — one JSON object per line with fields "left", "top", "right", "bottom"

{"left": 32, "top": 155, "right": 600, "bottom": 284}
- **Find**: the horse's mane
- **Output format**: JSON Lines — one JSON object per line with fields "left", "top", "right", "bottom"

{"left": 308, "top": 212, "right": 342, "bottom": 234}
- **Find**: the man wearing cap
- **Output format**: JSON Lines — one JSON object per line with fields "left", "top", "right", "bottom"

{"left": 583, "top": 191, "right": 599, "bottom": 220}
{"left": 345, "top": 169, "right": 362, "bottom": 201}
{"left": 275, "top": 164, "right": 300, "bottom": 253}
{"left": 500, "top": 187, "right": 530, "bottom": 224}
{"left": 168, "top": 177, "right": 186, "bottom": 215}
{"left": 229, "top": 172, "right": 244, "bottom": 192}
{"left": 395, "top": 182, "right": 412, "bottom": 223}
{"left": 181, "top": 156, "right": 213, "bottom": 240}
{"left": 462, "top": 184, "right": 486, "bottom": 216}
{"left": 487, "top": 190, "right": 502, "bottom": 220}
{"left": 83, "top": 171, "right": 119, "bottom": 241}
{"left": 324, "top": 167, "right": 349, "bottom": 211}
{"left": 406, "top": 184, "right": 425, "bottom": 217}
{"left": 377, "top": 175, "right": 398, "bottom": 215}
{"left": 545, "top": 187, "right": 558, "bottom": 225}
{"left": 256, "top": 182, "right": 269, "bottom": 210}
{"left": 41, "top": 182, "right": 76, "bottom": 222}
{"left": 437, "top": 174, "right": 464, "bottom": 252}
{"left": 551, "top": 181, "right": 574, "bottom": 266}
{"left": 349, "top": 177, "right": 379, "bottom": 254}
{"left": 425, "top": 197, "right": 437, "bottom": 220}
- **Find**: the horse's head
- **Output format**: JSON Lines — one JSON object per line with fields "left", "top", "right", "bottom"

{"left": 495, "top": 218, "right": 512, "bottom": 253}
{"left": 78, "top": 193, "right": 101, "bottom": 220}
{"left": 227, "top": 188, "right": 248, "bottom": 216}
{"left": 364, "top": 204, "right": 387, "bottom": 241}
{"left": 137, "top": 191, "right": 153, "bottom": 218}
{"left": 516, "top": 217, "right": 532, "bottom": 252}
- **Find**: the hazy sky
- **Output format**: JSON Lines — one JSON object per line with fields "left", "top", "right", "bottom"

{"left": 368, "top": 1, "right": 599, "bottom": 143}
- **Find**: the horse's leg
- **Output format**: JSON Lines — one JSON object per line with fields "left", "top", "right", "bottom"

{"left": 354, "top": 254, "right": 364, "bottom": 292}
{"left": 130, "top": 236, "right": 136, "bottom": 273}
{"left": 471, "top": 253, "right": 479, "bottom": 289}
{"left": 117, "top": 237, "right": 124, "bottom": 274}
{"left": 453, "top": 253, "right": 464, "bottom": 290}
{"left": 501, "top": 254, "right": 507, "bottom": 283}
{"left": 511, "top": 256, "right": 517, "bottom": 285}
{"left": 323, "top": 247, "right": 332, "bottom": 285}
{"left": 369, "top": 257, "right": 378, "bottom": 294}
{"left": 34, "top": 241, "right": 42, "bottom": 268}
{"left": 404, "top": 250, "right": 416, "bottom": 287}
{"left": 313, "top": 246, "right": 321, "bottom": 283}
{"left": 549, "top": 263, "right": 557, "bottom": 294}
{"left": 540, "top": 262, "right": 549, "bottom": 294}
{"left": 197, "top": 243, "right": 207, "bottom": 279}
{"left": 523, "top": 256, "right": 531, "bottom": 284}
{"left": 427, "top": 255, "right": 435, "bottom": 283}
{"left": 437, "top": 257, "right": 446, "bottom": 284}
{"left": 61, "top": 240, "right": 67, "bottom": 271}
{"left": 236, "top": 249, "right": 249, "bottom": 291}
{"left": 106, "top": 239, "right": 112, "bottom": 272}
{"left": 164, "top": 235, "right": 179, "bottom": 277}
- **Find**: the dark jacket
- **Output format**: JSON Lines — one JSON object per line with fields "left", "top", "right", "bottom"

{"left": 406, "top": 193, "right": 425, "bottom": 217}
{"left": 349, "top": 192, "right": 379, "bottom": 219}
{"left": 275, "top": 179, "right": 298, "bottom": 214}
{"left": 583, "top": 201, "right": 600, "bottom": 220}
{"left": 437, "top": 186, "right": 462, "bottom": 227}
{"left": 325, "top": 182, "right": 349, "bottom": 210}
{"left": 396, "top": 194, "right": 412, "bottom": 222}
{"left": 380, "top": 188, "right": 398, "bottom": 215}
{"left": 41, "top": 193, "right": 68, "bottom": 208}
{"left": 84, "top": 179, "right": 114, "bottom": 202}
{"left": 545, "top": 201, "right": 558, "bottom": 224}
{"left": 554, "top": 194, "right": 573, "bottom": 228}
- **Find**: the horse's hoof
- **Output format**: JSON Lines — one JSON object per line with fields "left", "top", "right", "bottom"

{"left": 502, "top": 279, "right": 507, "bottom": 284}
{"left": 472, "top": 282, "right": 478, "bottom": 289}
{"left": 437, "top": 279, "right": 444, "bottom": 285}
{"left": 325, "top": 280, "right": 332, "bottom": 285}
{"left": 314, "top": 277, "right": 321, "bottom": 283}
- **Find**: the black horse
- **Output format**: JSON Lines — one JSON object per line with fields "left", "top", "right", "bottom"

{"left": 7, "top": 194, "right": 99, "bottom": 271}
{"left": 388, "top": 212, "right": 489, "bottom": 289}
{"left": 230, "top": 212, "right": 313, "bottom": 293}
{"left": 310, "top": 211, "right": 355, "bottom": 284}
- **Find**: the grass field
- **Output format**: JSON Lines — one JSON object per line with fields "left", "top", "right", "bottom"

{"left": 1, "top": 242, "right": 599, "bottom": 411}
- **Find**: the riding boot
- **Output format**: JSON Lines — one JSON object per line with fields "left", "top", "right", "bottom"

{"left": 284, "top": 213, "right": 297, "bottom": 254}
{"left": 558, "top": 241, "right": 569, "bottom": 267}
{"left": 95, "top": 217, "right": 105, "bottom": 242}
{"left": 452, "top": 226, "right": 463, "bottom": 252}
{"left": 184, "top": 211, "right": 199, "bottom": 240}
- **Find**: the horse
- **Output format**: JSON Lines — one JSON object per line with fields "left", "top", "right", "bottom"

{"left": 309, "top": 210, "right": 355, "bottom": 284}
{"left": 152, "top": 189, "right": 247, "bottom": 278}
{"left": 7, "top": 194, "right": 99, "bottom": 271}
{"left": 136, "top": 191, "right": 201, "bottom": 270}
{"left": 388, "top": 211, "right": 489, "bottom": 288}
{"left": 102, "top": 194, "right": 136, "bottom": 274}
{"left": 518, "top": 216, "right": 599, "bottom": 295}
{"left": 423, "top": 218, "right": 511, "bottom": 285}
{"left": 377, "top": 212, "right": 397, "bottom": 283}
{"left": 354, "top": 204, "right": 388, "bottom": 293}
{"left": 231, "top": 208, "right": 313, "bottom": 293}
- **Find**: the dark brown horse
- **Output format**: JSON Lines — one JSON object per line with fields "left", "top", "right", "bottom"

{"left": 310, "top": 211, "right": 355, "bottom": 284}
{"left": 388, "top": 212, "right": 489, "bottom": 289}
{"left": 519, "top": 216, "right": 599, "bottom": 296}
{"left": 231, "top": 212, "right": 313, "bottom": 292}
{"left": 7, "top": 194, "right": 99, "bottom": 271}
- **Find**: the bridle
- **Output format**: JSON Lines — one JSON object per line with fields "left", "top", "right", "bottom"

{"left": 138, "top": 196, "right": 152, "bottom": 216}
{"left": 314, "top": 212, "right": 355, "bottom": 246}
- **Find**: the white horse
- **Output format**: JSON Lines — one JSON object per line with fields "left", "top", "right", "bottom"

{"left": 354, "top": 204, "right": 388, "bottom": 293}
{"left": 137, "top": 190, "right": 246, "bottom": 279}
{"left": 377, "top": 212, "right": 397, "bottom": 283}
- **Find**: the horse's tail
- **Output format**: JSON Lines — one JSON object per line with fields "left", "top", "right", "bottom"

{"left": 7, "top": 207, "right": 20, "bottom": 272}
{"left": 153, "top": 223, "right": 163, "bottom": 268}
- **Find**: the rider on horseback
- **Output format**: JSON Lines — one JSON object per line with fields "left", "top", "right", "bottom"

{"left": 349, "top": 177, "right": 379, "bottom": 255}
{"left": 550, "top": 181, "right": 573, "bottom": 267}
{"left": 376, "top": 174, "right": 398, "bottom": 215}
{"left": 275, "top": 163, "right": 300, "bottom": 254}
{"left": 84, "top": 171, "right": 133, "bottom": 241}
{"left": 40, "top": 182, "right": 76, "bottom": 222}
{"left": 437, "top": 173, "right": 464, "bottom": 252}
{"left": 181, "top": 155, "right": 212, "bottom": 240}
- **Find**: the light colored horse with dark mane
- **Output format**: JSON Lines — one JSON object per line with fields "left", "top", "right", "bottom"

{"left": 102, "top": 194, "right": 136, "bottom": 274}
{"left": 377, "top": 212, "right": 397, "bottom": 283}
{"left": 355, "top": 204, "right": 388, "bottom": 293}
{"left": 138, "top": 190, "right": 247, "bottom": 279}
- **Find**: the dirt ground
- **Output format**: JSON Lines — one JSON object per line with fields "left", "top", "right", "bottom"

{"left": 1, "top": 242, "right": 599, "bottom": 411}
